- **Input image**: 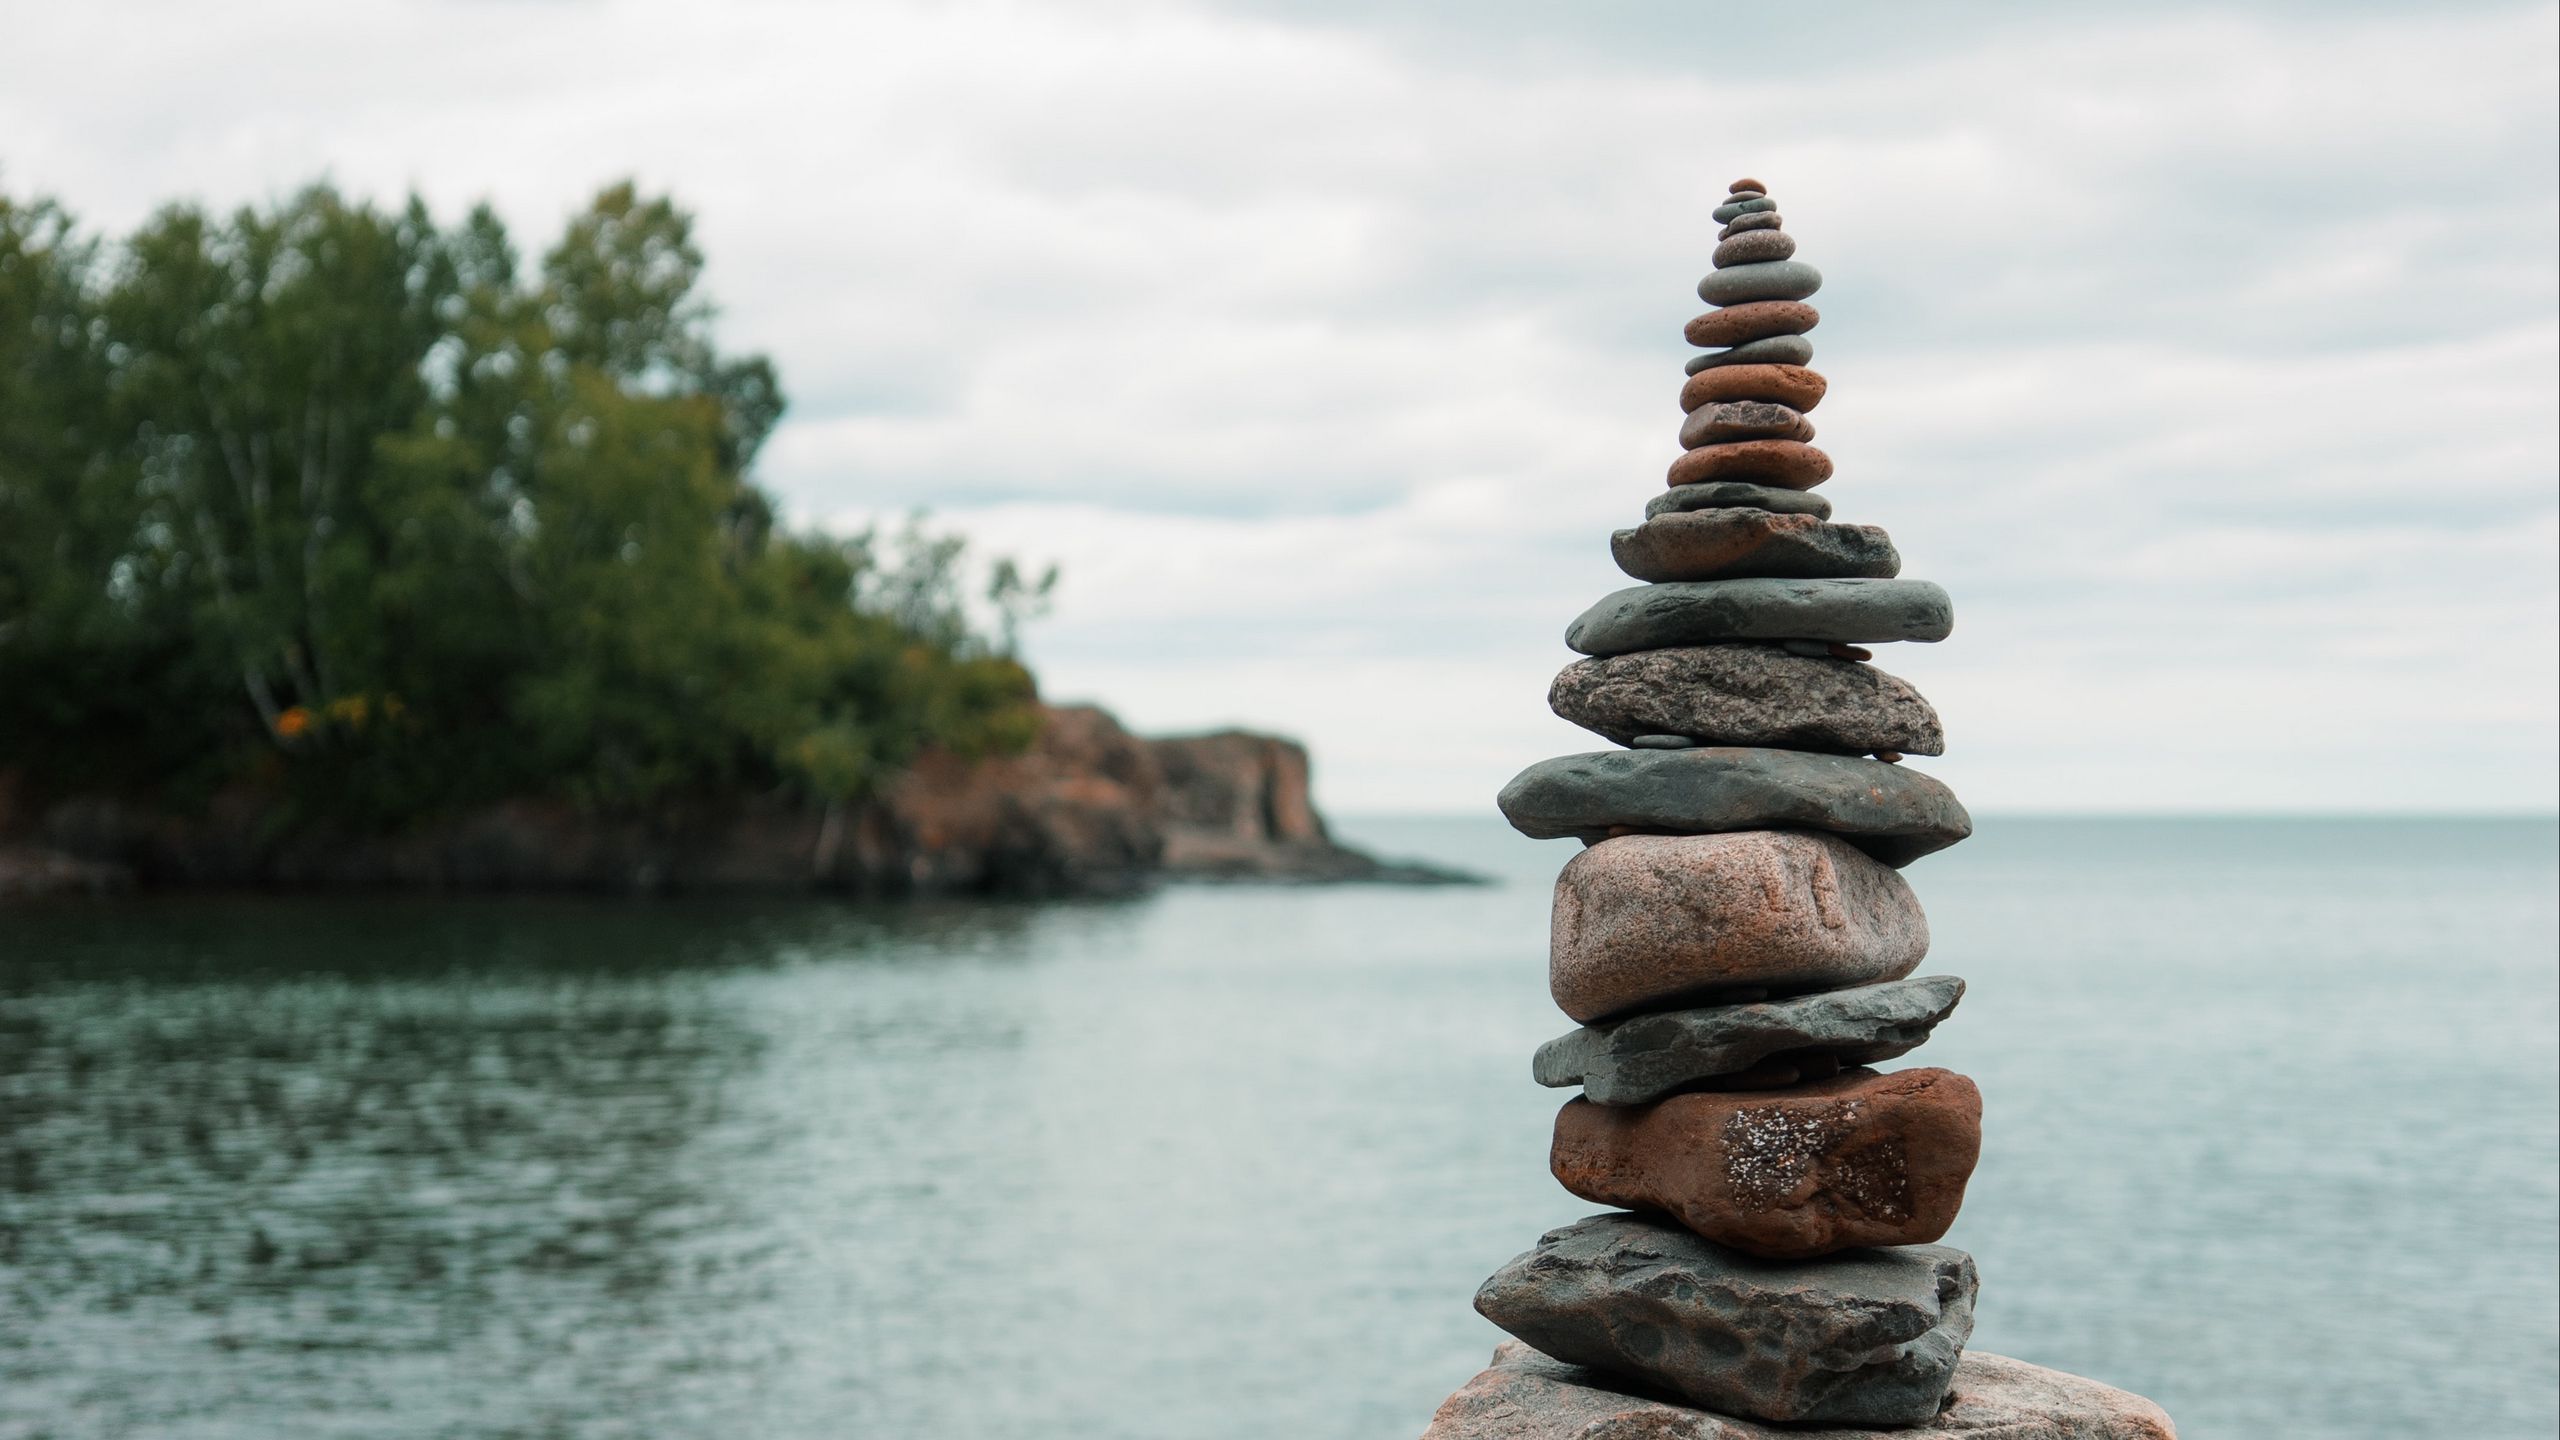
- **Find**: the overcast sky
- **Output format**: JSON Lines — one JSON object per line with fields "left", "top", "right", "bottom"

{"left": 8, "top": 0, "right": 2555, "bottom": 814}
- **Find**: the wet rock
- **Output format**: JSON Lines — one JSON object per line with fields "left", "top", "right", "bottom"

{"left": 1645, "top": 482, "right": 1833, "bottom": 521}
{"left": 1474, "top": 1214, "right": 1976, "bottom": 1425}
{"left": 1713, "top": 229, "right": 1798, "bottom": 268}
{"left": 1535, "top": 975, "right": 1966, "bottom": 1103}
{"left": 1686, "top": 301, "right": 1817, "bottom": 348}
{"left": 1495, "top": 747, "right": 1972, "bottom": 866}
{"left": 1686, "top": 335, "right": 1816, "bottom": 374}
{"left": 1680, "top": 401, "right": 1813, "bottom": 447}
{"left": 1547, "top": 832, "right": 1929, "bottom": 1022}
{"left": 1665, "top": 439, "right": 1834, "bottom": 488}
{"left": 1683, "top": 363, "right": 1827, "bottom": 413}
{"left": 1549, "top": 645, "right": 1944, "bottom": 755}
{"left": 1550, "top": 1067, "right": 1983, "bottom": 1258}
{"left": 1567, "top": 578, "right": 1953, "bottom": 655}
{"left": 1419, "top": 1341, "right": 2181, "bottom": 1439}
{"left": 1699, "top": 259, "right": 1823, "bottom": 305}
{"left": 1612, "top": 512, "right": 1893, "bottom": 585}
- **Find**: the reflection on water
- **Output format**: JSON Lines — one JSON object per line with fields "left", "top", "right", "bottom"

{"left": 1, "top": 821, "right": 2555, "bottom": 1439}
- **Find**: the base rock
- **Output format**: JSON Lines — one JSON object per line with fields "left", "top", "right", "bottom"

{"left": 1419, "top": 1341, "right": 2177, "bottom": 1439}
{"left": 1474, "top": 1214, "right": 1976, "bottom": 1425}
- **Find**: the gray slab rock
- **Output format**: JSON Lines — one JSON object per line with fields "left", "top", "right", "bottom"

{"left": 1645, "top": 483, "right": 1833, "bottom": 521}
{"left": 1418, "top": 1341, "right": 2180, "bottom": 1439}
{"left": 1549, "top": 645, "right": 1945, "bottom": 755}
{"left": 1535, "top": 975, "right": 1967, "bottom": 1103}
{"left": 1496, "top": 748, "right": 1972, "bottom": 866}
{"left": 1474, "top": 1215, "right": 1977, "bottom": 1425}
{"left": 1569, "top": 578, "right": 1953, "bottom": 655}
{"left": 1687, "top": 334, "right": 1815, "bottom": 373}
{"left": 1698, "top": 259, "right": 1823, "bottom": 305}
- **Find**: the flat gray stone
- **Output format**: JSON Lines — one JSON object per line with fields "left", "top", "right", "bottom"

{"left": 1534, "top": 975, "right": 1967, "bottom": 1103}
{"left": 1419, "top": 1342, "right": 2180, "bottom": 1439}
{"left": 1711, "top": 195, "right": 1779, "bottom": 222}
{"left": 1630, "top": 734, "right": 1697, "bottom": 749}
{"left": 1567, "top": 578, "right": 1955, "bottom": 655}
{"left": 1686, "top": 333, "right": 1815, "bottom": 373}
{"left": 1645, "top": 483, "right": 1833, "bottom": 521}
{"left": 1612, "top": 512, "right": 1897, "bottom": 585}
{"left": 1495, "top": 747, "right": 1972, "bottom": 866}
{"left": 1698, "top": 259, "right": 1823, "bottom": 305}
{"left": 1549, "top": 645, "right": 1944, "bottom": 755}
{"left": 1474, "top": 1215, "right": 1977, "bottom": 1426}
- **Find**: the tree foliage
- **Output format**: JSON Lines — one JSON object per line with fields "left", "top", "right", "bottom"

{"left": 0, "top": 180, "right": 1054, "bottom": 823}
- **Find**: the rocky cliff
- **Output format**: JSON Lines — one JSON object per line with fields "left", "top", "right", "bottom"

{"left": 0, "top": 705, "right": 1471, "bottom": 898}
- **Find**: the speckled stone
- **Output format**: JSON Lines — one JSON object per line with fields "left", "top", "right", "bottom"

{"left": 1611, "top": 511, "right": 1892, "bottom": 584}
{"left": 1566, "top": 578, "right": 1953, "bottom": 655}
{"left": 1550, "top": 645, "right": 1944, "bottom": 754}
{"left": 1685, "top": 300, "right": 1818, "bottom": 348}
{"left": 1713, "top": 229, "right": 1799, "bottom": 268}
{"left": 1418, "top": 1341, "right": 2181, "bottom": 1440}
{"left": 1535, "top": 975, "right": 1966, "bottom": 1103}
{"left": 1683, "top": 364, "right": 1828, "bottom": 413}
{"left": 1720, "top": 211, "right": 1784, "bottom": 238}
{"left": 1495, "top": 747, "right": 1972, "bottom": 866}
{"left": 1712, "top": 195, "right": 1779, "bottom": 223}
{"left": 1644, "top": 482, "right": 1834, "bottom": 522}
{"left": 1699, "top": 259, "right": 1822, "bottom": 305}
{"left": 1686, "top": 334, "right": 1817, "bottom": 374}
{"left": 1666, "top": 439, "right": 1833, "bottom": 489}
{"left": 1546, "top": 831, "right": 1930, "bottom": 1023}
{"left": 1474, "top": 1215, "right": 1977, "bottom": 1425}
{"left": 1550, "top": 1067, "right": 1983, "bottom": 1258}
{"left": 1681, "top": 401, "right": 1813, "bottom": 448}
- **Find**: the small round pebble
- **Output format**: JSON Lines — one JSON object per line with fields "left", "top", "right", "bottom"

{"left": 1728, "top": 177, "right": 1766, "bottom": 194}
{"left": 1684, "top": 334, "right": 1814, "bottom": 374}
{"left": 1713, "top": 230, "right": 1797, "bottom": 268}
{"left": 1875, "top": 751, "right": 1904, "bottom": 764}
{"left": 1684, "top": 300, "right": 1817, "bottom": 348}
{"left": 1719, "top": 212, "right": 1783, "bottom": 238}
{"left": 1631, "top": 735, "right": 1700, "bottom": 750}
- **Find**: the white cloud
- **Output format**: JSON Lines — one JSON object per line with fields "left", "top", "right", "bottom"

{"left": 5, "top": 0, "right": 2552, "bottom": 812}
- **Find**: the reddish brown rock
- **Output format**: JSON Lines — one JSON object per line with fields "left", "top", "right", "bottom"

{"left": 1729, "top": 176, "right": 1766, "bottom": 194}
{"left": 1549, "top": 645, "right": 1945, "bottom": 755}
{"left": 1419, "top": 1341, "right": 2180, "bottom": 1440}
{"left": 1680, "top": 401, "right": 1814, "bottom": 448}
{"left": 1550, "top": 1068, "right": 1983, "bottom": 1259}
{"left": 1685, "top": 301, "right": 1817, "bottom": 348}
{"left": 1668, "top": 439, "right": 1833, "bottom": 489}
{"left": 1683, "top": 363, "right": 1828, "bottom": 413}
{"left": 1549, "top": 831, "right": 1929, "bottom": 1022}
{"left": 1720, "top": 211, "right": 1784, "bottom": 238}
{"left": 1712, "top": 229, "right": 1799, "bottom": 268}
{"left": 1611, "top": 511, "right": 1898, "bottom": 585}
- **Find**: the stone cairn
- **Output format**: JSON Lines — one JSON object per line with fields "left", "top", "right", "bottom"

{"left": 1419, "top": 180, "right": 2178, "bottom": 1438}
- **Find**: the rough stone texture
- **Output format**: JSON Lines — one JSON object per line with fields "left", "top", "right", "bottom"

{"left": 1419, "top": 1341, "right": 2180, "bottom": 1439}
{"left": 1567, "top": 578, "right": 1955, "bottom": 654}
{"left": 1666, "top": 439, "right": 1834, "bottom": 488}
{"left": 1612, "top": 512, "right": 1895, "bottom": 585}
{"left": 1645, "top": 483, "right": 1834, "bottom": 521}
{"left": 1550, "top": 1068, "right": 1984, "bottom": 1258}
{"left": 1699, "top": 259, "right": 1823, "bottom": 305}
{"left": 1685, "top": 300, "right": 1816, "bottom": 348}
{"left": 1549, "top": 645, "right": 1945, "bottom": 755}
{"left": 1713, "top": 229, "right": 1798, "bottom": 268}
{"left": 1474, "top": 1215, "right": 1977, "bottom": 1425}
{"left": 1535, "top": 975, "right": 1966, "bottom": 1103}
{"left": 1720, "top": 211, "right": 1784, "bottom": 238}
{"left": 1683, "top": 363, "right": 1827, "bottom": 413}
{"left": 1546, "top": 832, "right": 1930, "bottom": 1022}
{"left": 1712, "top": 195, "right": 1780, "bottom": 222}
{"left": 1685, "top": 335, "right": 1815, "bottom": 374}
{"left": 1496, "top": 747, "right": 1973, "bottom": 866}
{"left": 1680, "top": 401, "right": 1813, "bottom": 448}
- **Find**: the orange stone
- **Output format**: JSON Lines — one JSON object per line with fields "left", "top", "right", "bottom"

{"left": 1684, "top": 301, "right": 1818, "bottom": 349}
{"left": 1667, "top": 439, "right": 1833, "bottom": 490}
{"left": 1549, "top": 1067, "right": 1983, "bottom": 1259}
{"left": 1681, "top": 364, "right": 1828, "bottom": 414}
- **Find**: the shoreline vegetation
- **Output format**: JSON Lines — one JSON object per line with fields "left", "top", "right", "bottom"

{"left": 0, "top": 179, "right": 1468, "bottom": 897}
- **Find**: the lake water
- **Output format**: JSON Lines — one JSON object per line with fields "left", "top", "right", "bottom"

{"left": 1, "top": 817, "right": 2553, "bottom": 1439}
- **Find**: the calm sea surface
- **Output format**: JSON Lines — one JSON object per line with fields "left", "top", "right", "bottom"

{"left": 1, "top": 817, "right": 2553, "bottom": 1439}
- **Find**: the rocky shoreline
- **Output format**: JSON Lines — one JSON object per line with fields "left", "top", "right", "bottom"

{"left": 0, "top": 704, "right": 1478, "bottom": 899}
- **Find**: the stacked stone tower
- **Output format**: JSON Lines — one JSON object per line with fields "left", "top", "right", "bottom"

{"left": 1418, "top": 181, "right": 2177, "bottom": 1438}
